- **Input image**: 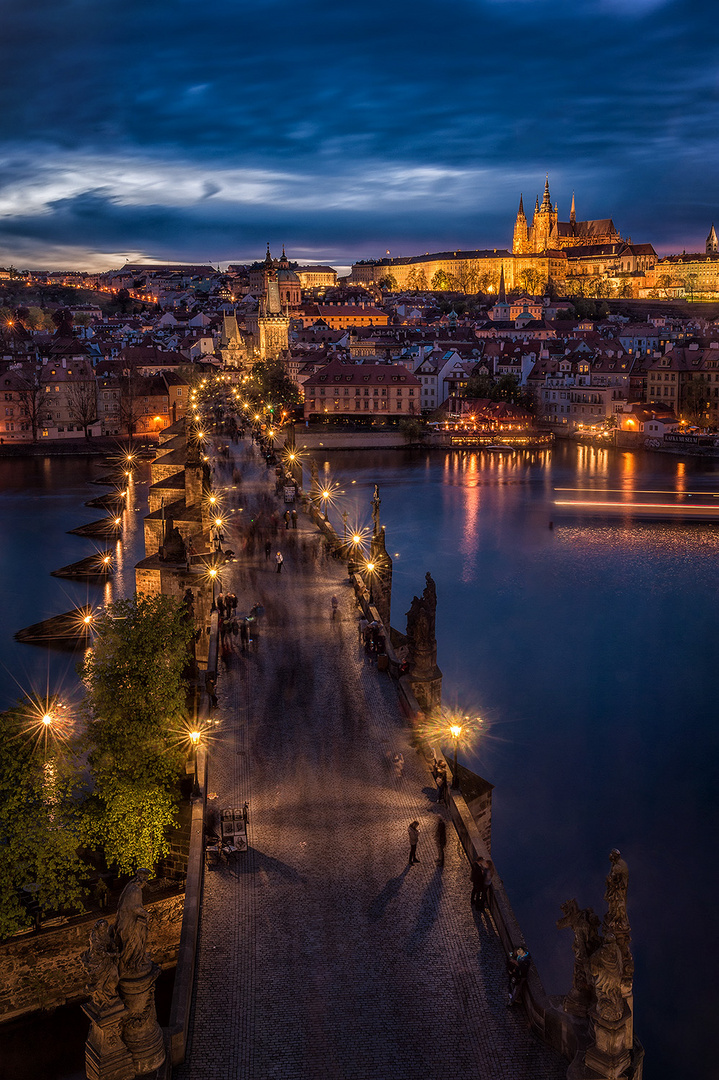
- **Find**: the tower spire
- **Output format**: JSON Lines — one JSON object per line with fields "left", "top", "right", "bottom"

{"left": 570, "top": 191, "right": 576, "bottom": 225}
{"left": 498, "top": 264, "right": 506, "bottom": 303}
{"left": 541, "top": 174, "right": 552, "bottom": 210}
{"left": 518, "top": 193, "right": 525, "bottom": 217}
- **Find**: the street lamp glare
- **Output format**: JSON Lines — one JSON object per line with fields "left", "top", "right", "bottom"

{"left": 190, "top": 730, "right": 201, "bottom": 746}
{"left": 42, "top": 714, "right": 52, "bottom": 726}
{"left": 366, "top": 561, "right": 375, "bottom": 573}
{"left": 450, "top": 724, "right": 462, "bottom": 740}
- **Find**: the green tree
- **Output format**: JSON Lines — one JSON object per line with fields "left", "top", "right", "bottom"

{"left": 431, "top": 269, "right": 450, "bottom": 291}
{"left": 465, "top": 374, "right": 495, "bottom": 399}
{"left": 66, "top": 370, "right": 99, "bottom": 439}
{"left": 684, "top": 273, "right": 699, "bottom": 301}
{"left": 84, "top": 779, "right": 178, "bottom": 876}
{"left": 518, "top": 268, "right": 542, "bottom": 295}
{"left": 377, "top": 273, "right": 397, "bottom": 291}
{"left": 681, "top": 378, "right": 711, "bottom": 425}
{"left": 0, "top": 708, "right": 86, "bottom": 937}
{"left": 82, "top": 593, "right": 193, "bottom": 791}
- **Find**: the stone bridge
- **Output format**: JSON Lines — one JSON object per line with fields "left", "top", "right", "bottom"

{"left": 171, "top": 442, "right": 567, "bottom": 1080}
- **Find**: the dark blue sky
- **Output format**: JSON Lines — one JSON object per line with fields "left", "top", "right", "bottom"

{"left": 1, "top": 0, "right": 717, "bottom": 268}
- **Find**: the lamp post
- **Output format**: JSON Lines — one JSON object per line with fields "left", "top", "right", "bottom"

{"left": 190, "top": 729, "right": 201, "bottom": 798}
{"left": 450, "top": 723, "right": 462, "bottom": 788}
{"left": 209, "top": 567, "right": 219, "bottom": 610}
{"left": 365, "top": 561, "right": 375, "bottom": 606}
{"left": 320, "top": 488, "right": 330, "bottom": 521}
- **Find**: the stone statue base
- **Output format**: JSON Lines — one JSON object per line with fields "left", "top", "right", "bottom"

{"left": 583, "top": 1003, "right": 632, "bottom": 1079}
{"left": 410, "top": 667, "right": 443, "bottom": 714}
{"left": 82, "top": 1000, "right": 136, "bottom": 1080}
{"left": 119, "top": 963, "right": 166, "bottom": 1075}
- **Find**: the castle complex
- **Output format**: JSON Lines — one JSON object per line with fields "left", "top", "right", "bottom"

{"left": 350, "top": 177, "right": 658, "bottom": 296}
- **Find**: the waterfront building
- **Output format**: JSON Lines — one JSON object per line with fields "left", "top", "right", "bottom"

{"left": 646, "top": 343, "right": 719, "bottom": 424}
{"left": 302, "top": 358, "right": 420, "bottom": 420}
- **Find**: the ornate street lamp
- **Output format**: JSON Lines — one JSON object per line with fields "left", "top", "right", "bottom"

{"left": 450, "top": 724, "right": 463, "bottom": 788}
{"left": 190, "top": 730, "right": 201, "bottom": 798}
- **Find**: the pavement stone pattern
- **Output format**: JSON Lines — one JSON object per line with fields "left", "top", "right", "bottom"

{"left": 175, "top": 441, "right": 567, "bottom": 1080}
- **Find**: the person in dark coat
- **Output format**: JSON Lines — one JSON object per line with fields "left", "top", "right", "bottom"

{"left": 434, "top": 818, "right": 447, "bottom": 867}
{"left": 408, "top": 821, "right": 420, "bottom": 864}
{"left": 284, "top": 509, "right": 291, "bottom": 529}
{"left": 264, "top": 539, "right": 272, "bottom": 561}
{"left": 471, "top": 858, "right": 486, "bottom": 910}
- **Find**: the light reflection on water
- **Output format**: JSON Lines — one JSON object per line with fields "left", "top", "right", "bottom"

{"left": 0, "top": 456, "right": 150, "bottom": 713}
{"left": 315, "top": 441, "right": 719, "bottom": 1080}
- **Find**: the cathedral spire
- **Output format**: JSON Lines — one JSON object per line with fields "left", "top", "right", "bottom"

{"left": 570, "top": 191, "right": 576, "bottom": 225}
{"left": 518, "top": 193, "right": 525, "bottom": 217}
{"left": 541, "top": 174, "right": 552, "bottom": 211}
{"left": 498, "top": 264, "right": 506, "bottom": 303}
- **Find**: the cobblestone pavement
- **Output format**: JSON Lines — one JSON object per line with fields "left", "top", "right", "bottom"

{"left": 176, "top": 442, "right": 567, "bottom": 1080}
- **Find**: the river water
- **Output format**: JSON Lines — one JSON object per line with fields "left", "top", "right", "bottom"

{"left": 0, "top": 445, "right": 715, "bottom": 1078}
{"left": 311, "top": 441, "right": 719, "bottom": 1080}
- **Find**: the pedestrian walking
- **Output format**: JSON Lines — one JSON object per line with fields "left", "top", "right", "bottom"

{"left": 358, "top": 616, "right": 369, "bottom": 645}
{"left": 275, "top": 550, "right": 284, "bottom": 573}
{"left": 436, "top": 762, "right": 448, "bottom": 805}
{"left": 408, "top": 821, "right": 420, "bottom": 864}
{"left": 284, "top": 509, "right": 291, "bottom": 529}
{"left": 434, "top": 818, "right": 447, "bottom": 867}
{"left": 471, "top": 858, "right": 485, "bottom": 910}
{"left": 264, "top": 539, "right": 272, "bottom": 561}
{"left": 216, "top": 593, "right": 225, "bottom": 617}
{"left": 291, "top": 509, "right": 297, "bottom": 529}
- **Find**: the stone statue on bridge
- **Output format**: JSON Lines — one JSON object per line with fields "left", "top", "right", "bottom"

{"left": 588, "top": 933, "right": 625, "bottom": 1022}
{"left": 405, "top": 572, "right": 442, "bottom": 712}
{"left": 556, "top": 898, "right": 601, "bottom": 1016}
{"left": 82, "top": 919, "right": 121, "bottom": 1010}
{"left": 114, "top": 868, "right": 152, "bottom": 978}
{"left": 603, "top": 848, "right": 633, "bottom": 982}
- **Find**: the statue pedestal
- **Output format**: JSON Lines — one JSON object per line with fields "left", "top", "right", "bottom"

{"left": 410, "top": 667, "right": 443, "bottom": 714}
{"left": 584, "top": 1004, "right": 632, "bottom": 1079}
{"left": 118, "top": 964, "right": 166, "bottom": 1075}
{"left": 82, "top": 1000, "right": 136, "bottom": 1080}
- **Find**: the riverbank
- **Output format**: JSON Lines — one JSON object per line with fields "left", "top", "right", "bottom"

{"left": 0, "top": 437, "right": 158, "bottom": 458}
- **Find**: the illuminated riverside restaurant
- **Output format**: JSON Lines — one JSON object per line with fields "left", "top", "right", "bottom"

{"left": 429, "top": 397, "right": 553, "bottom": 448}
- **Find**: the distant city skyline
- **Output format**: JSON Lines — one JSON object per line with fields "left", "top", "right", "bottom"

{"left": 1, "top": 0, "right": 716, "bottom": 270}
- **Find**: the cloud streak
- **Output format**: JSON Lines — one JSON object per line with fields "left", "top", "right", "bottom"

{"left": 0, "top": 0, "right": 717, "bottom": 266}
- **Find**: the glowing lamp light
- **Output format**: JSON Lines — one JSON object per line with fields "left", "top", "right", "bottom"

{"left": 190, "top": 730, "right": 201, "bottom": 746}
{"left": 366, "top": 561, "right": 375, "bottom": 573}
{"left": 42, "top": 714, "right": 53, "bottom": 726}
{"left": 103, "top": 556, "right": 111, "bottom": 564}
{"left": 352, "top": 534, "right": 361, "bottom": 544}
{"left": 114, "top": 517, "right": 121, "bottom": 525}
{"left": 209, "top": 568, "right": 218, "bottom": 579}
{"left": 450, "top": 724, "right": 463, "bottom": 740}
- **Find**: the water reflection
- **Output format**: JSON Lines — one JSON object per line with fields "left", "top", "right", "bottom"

{"left": 320, "top": 441, "right": 719, "bottom": 1080}
{"left": 0, "top": 457, "right": 150, "bottom": 712}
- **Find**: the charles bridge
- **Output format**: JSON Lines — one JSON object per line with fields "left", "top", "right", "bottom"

{"left": 1, "top": 406, "right": 642, "bottom": 1080}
